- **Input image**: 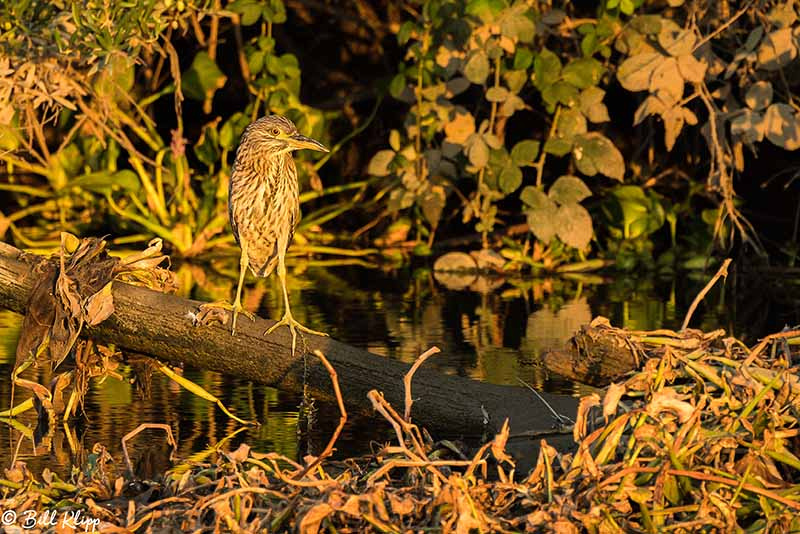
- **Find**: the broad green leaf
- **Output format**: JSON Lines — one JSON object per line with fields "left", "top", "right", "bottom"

{"left": 511, "top": 140, "right": 540, "bottom": 166}
{"left": 514, "top": 48, "right": 534, "bottom": 70}
{"left": 389, "top": 73, "right": 407, "bottom": 100}
{"left": 420, "top": 185, "right": 446, "bottom": 225}
{"left": 557, "top": 108, "right": 588, "bottom": 141}
{"left": 617, "top": 53, "right": 663, "bottom": 92}
{"left": 501, "top": 11, "right": 535, "bottom": 42}
{"left": 466, "top": 0, "right": 504, "bottom": 21}
{"left": 562, "top": 58, "right": 605, "bottom": 89}
{"left": 549, "top": 175, "right": 591, "bottom": 204}
{"left": 398, "top": 22, "right": 416, "bottom": 45}
{"left": 556, "top": 203, "right": 593, "bottom": 249}
{"left": 533, "top": 48, "right": 562, "bottom": 89}
{"left": 499, "top": 165, "right": 523, "bottom": 194}
{"left": 220, "top": 112, "right": 248, "bottom": 150}
{"left": 466, "top": 137, "right": 490, "bottom": 168}
{"left": 486, "top": 87, "right": 509, "bottom": 102}
{"left": 519, "top": 186, "right": 549, "bottom": 211}
{"left": 262, "top": 0, "right": 286, "bottom": 23}
{"left": 579, "top": 87, "right": 610, "bottom": 123}
{"left": 94, "top": 53, "right": 135, "bottom": 102}
{"left": 573, "top": 132, "right": 625, "bottom": 180}
{"left": 465, "top": 50, "right": 490, "bottom": 84}
{"left": 0, "top": 123, "right": 21, "bottom": 151}
{"left": 521, "top": 187, "right": 558, "bottom": 242}
{"left": 182, "top": 52, "right": 227, "bottom": 102}
{"left": 72, "top": 170, "right": 140, "bottom": 195}
{"left": 504, "top": 70, "right": 528, "bottom": 93}
{"left": 543, "top": 137, "right": 573, "bottom": 157}
{"left": 367, "top": 150, "right": 396, "bottom": 176}
{"left": 541, "top": 81, "right": 579, "bottom": 108}
{"left": 194, "top": 121, "right": 221, "bottom": 167}
{"left": 228, "top": 0, "right": 262, "bottom": 25}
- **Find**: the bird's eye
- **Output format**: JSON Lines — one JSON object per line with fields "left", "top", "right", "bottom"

{"left": 270, "top": 128, "right": 280, "bottom": 136}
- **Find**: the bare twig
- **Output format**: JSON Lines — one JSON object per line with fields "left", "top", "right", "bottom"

{"left": 681, "top": 258, "right": 732, "bottom": 330}
{"left": 403, "top": 346, "right": 440, "bottom": 422}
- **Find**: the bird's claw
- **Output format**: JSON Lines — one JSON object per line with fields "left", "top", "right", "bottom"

{"left": 265, "top": 313, "right": 327, "bottom": 356}
{"left": 197, "top": 301, "right": 255, "bottom": 335}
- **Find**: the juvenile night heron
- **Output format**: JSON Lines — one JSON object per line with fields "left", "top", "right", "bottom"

{"left": 204, "top": 115, "right": 328, "bottom": 350}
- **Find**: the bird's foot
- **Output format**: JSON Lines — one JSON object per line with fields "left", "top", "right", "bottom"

{"left": 196, "top": 301, "right": 255, "bottom": 335}
{"left": 265, "top": 312, "right": 327, "bottom": 356}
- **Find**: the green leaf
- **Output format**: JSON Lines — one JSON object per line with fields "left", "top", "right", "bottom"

{"left": 194, "top": 121, "right": 221, "bottom": 168}
{"left": 511, "top": 140, "right": 540, "bottom": 166}
{"left": 543, "top": 137, "right": 573, "bottom": 157}
{"left": 514, "top": 48, "right": 534, "bottom": 70}
{"left": 542, "top": 81, "right": 579, "bottom": 108}
{"left": 573, "top": 132, "right": 625, "bottom": 180}
{"left": 466, "top": 0, "right": 504, "bottom": 21}
{"left": 499, "top": 165, "right": 523, "bottom": 194}
{"left": 181, "top": 52, "right": 227, "bottom": 102}
{"left": 501, "top": 12, "right": 535, "bottom": 42}
{"left": 562, "top": 58, "right": 605, "bottom": 89}
{"left": 220, "top": 112, "right": 248, "bottom": 150}
{"left": 420, "top": 185, "right": 446, "bottom": 226}
{"left": 228, "top": 0, "right": 262, "bottom": 25}
{"left": 464, "top": 50, "right": 490, "bottom": 84}
{"left": 262, "top": 0, "right": 286, "bottom": 24}
{"left": 556, "top": 203, "right": 593, "bottom": 249}
{"left": 486, "top": 87, "right": 509, "bottom": 102}
{"left": 521, "top": 186, "right": 558, "bottom": 242}
{"left": 367, "top": 150, "right": 396, "bottom": 176}
{"left": 557, "top": 108, "right": 588, "bottom": 141}
{"left": 579, "top": 87, "right": 610, "bottom": 123}
{"left": 549, "top": 175, "right": 592, "bottom": 204}
{"left": 389, "top": 73, "right": 407, "bottom": 99}
{"left": 72, "top": 170, "right": 140, "bottom": 195}
{"left": 466, "top": 137, "right": 490, "bottom": 168}
{"left": 533, "top": 48, "right": 562, "bottom": 89}
{"left": 93, "top": 53, "right": 135, "bottom": 102}
{"left": 398, "top": 21, "right": 416, "bottom": 45}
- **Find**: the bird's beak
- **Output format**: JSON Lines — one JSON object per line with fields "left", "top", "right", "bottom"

{"left": 287, "top": 133, "right": 329, "bottom": 153}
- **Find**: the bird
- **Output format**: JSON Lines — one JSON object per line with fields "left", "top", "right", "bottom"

{"left": 201, "top": 115, "right": 329, "bottom": 353}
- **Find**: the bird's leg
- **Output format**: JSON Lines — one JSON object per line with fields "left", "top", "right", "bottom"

{"left": 197, "top": 242, "right": 255, "bottom": 334}
{"left": 265, "top": 251, "right": 328, "bottom": 355}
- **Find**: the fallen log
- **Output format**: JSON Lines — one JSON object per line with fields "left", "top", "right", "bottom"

{"left": 0, "top": 241, "right": 578, "bottom": 436}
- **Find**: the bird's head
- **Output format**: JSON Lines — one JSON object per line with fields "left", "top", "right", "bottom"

{"left": 242, "top": 115, "right": 329, "bottom": 156}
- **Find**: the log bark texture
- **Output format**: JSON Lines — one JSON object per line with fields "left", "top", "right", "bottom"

{"left": 0, "top": 242, "right": 579, "bottom": 436}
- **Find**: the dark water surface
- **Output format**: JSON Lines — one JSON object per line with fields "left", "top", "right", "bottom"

{"left": 0, "top": 260, "right": 797, "bottom": 478}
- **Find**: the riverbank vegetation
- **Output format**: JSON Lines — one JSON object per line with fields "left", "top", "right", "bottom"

{"left": 2, "top": 1, "right": 800, "bottom": 272}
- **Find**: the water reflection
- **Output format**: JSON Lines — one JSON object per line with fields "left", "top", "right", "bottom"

{"left": 0, "top": 260, "right": 795, "bottom": 477}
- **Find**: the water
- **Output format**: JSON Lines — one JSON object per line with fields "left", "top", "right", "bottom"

{"left": 0, "top": 261, "right": 796, "bottom": 478}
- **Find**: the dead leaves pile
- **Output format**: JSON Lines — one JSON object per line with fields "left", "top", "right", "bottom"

{"left": 13, "top": 233, "right": 174, "bottom": 418}
{"left": 4, "top": 320, "right": 800, "bottom": 532}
